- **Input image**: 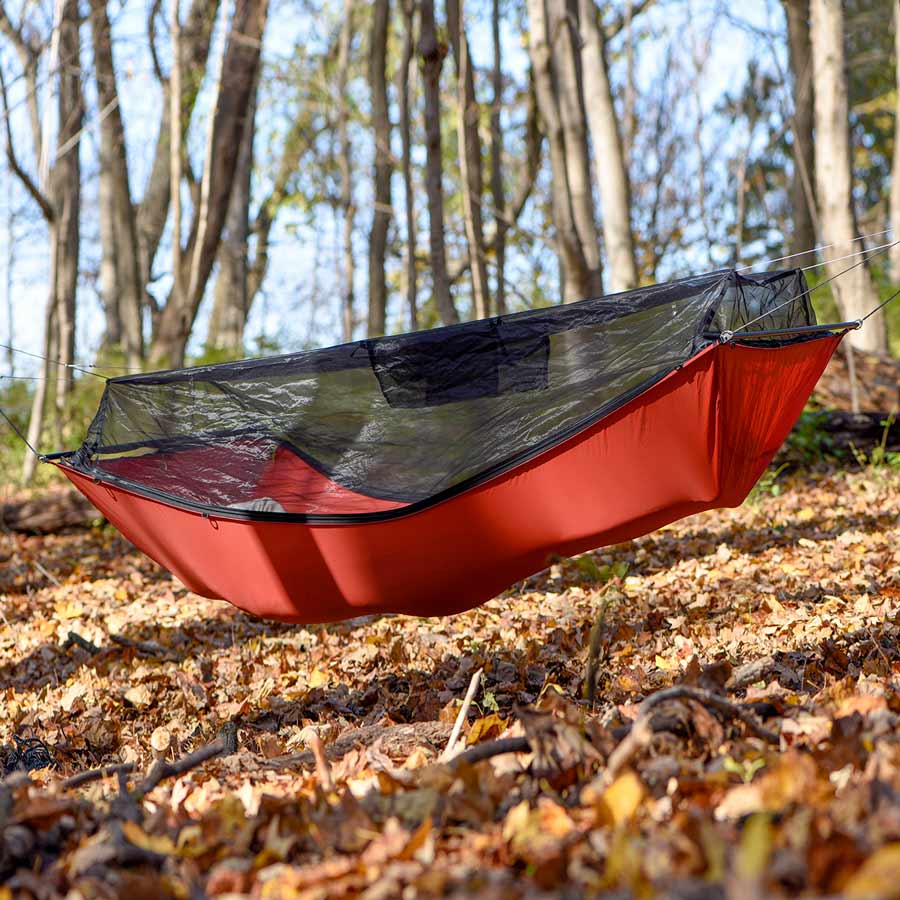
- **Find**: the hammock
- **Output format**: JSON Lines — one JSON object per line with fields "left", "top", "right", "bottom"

{"left": 49, "top": 268, "right": 850, "bottom": 623}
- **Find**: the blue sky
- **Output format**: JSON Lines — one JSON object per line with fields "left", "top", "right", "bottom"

{"left": 0, "top": 0, "right": 784, "bottom": 377}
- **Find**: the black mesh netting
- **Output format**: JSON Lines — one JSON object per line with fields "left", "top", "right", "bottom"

{"left": 70, "top": 268, "right": 815, "bottom": 517}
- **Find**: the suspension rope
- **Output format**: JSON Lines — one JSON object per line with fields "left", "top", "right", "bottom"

{"left": 735, "top": 227, "right": 894, "bottom": 273}
{"left": 0, "top": 403, "right": 41, "bottom": 459}
{"left": 860, "top": 283, "right": 900, "bottom": 323}
{"left": 728, "top": 237, "right": 900, "bottom": 338}
{"left": 0, "top": 342, "right": 110, "bottom": 379}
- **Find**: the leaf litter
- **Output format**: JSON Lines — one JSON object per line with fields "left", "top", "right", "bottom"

{"left": 0, "top": 457, "right": 898, "bottom": 898}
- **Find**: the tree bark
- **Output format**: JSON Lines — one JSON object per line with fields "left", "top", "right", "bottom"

{"left": 136, "top": 0, "right": 221, "bottom": 292}
{"left": 337, "top": 0, "right": 356, "bottom": 342}
{"left": 526, "top": 0, "right": 594, "bottom": 301}
{"left": 207, "top": 70, "right": 258, "bottom": 353}
{"left": 398, "top": 0, "right": 418, "bottom": 330}
{"left": 447, "top": 0, "right": 490, "bottom": 319}
{"left": 892, "top": 0, "right": 900, "bottom": 277}
{"left": 578, "top": 0, "right": 637, "bottom": 292}
{"left": 546, "top": 0, "right": 602, "bottom": 297}
{"left": 783, "top": 0, "right": 818, "bottom": 268}
{"left": 810, "top": 0, "right": 886, "bottom": 352}
{"left": 367, "top": 0, "right": 392, "bottom": 337}
{"left": 51, "top": 0, "right": 83, "bottom": 415}
{"left": 490, "top": 0, "right": 506, "bottom": 314}
{"left": 149, "top": 0, "right": 269, "bottom": 367}
{"left": 89, "top": 0, "right": 144, "bottom": 367}
{"left": 418, "top": 0, "right": 459, "bottom": 324}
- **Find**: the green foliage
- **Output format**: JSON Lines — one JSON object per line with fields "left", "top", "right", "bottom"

{"left": 745, "top": 463, "right": 789, "bottom": 507}
{"left": 574, "top": 556, "right": 629, "bottom": 585}
{"left": 783, "top": 409, "right": 838, "bottom": 465}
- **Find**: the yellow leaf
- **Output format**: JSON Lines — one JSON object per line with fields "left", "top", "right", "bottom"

{"left": 797, "top": 507, "right": 815, "bottom": 522}
{"left": 590, "top": 771, "right": 646, "bottom": 827}
{"left": 845, "top": 844, "right": 900, "bottom": 900}
{"left": 655, "top": 654, "right": 674, "bottom": 671}
{"left": 735, "top": 813, "right": 772, "bottom": 881}
{"left": 466, "top": 713, "right": 507, "bottom": 745}
{"left": 55, "top": 600, "right": 84, "bottom": 620}
{"left": 308, "top": 668, "right": 329, "bottom": 688}
{"left": 121, "top": 820, "right": 176, "bottom": 856}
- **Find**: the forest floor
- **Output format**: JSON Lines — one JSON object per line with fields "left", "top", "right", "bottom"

{"left": 0, "top": 353, "right": 899, "bottom": 899}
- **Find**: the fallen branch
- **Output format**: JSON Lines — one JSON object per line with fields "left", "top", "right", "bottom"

{"left": 605, "top": 685, "right": 779, "bottom": 784}
{"left": 63, "top": 632, "right": 101, "bottom": 655}
{"left": 584, "top": 587, "right": 621, "bottom": 706}
{"left": 441, "top": 668, "right": 483, "bottom": 761}
{"left": 60, "top": 762, "right": 135, "bottom": 790}
{"left": 133, "top": 737, "right": 227, "bottom": 799}
{"left": 110, "top": 634, "right": 176, "bottom": 659}
{"left": 448, "top": 736, "right": 532, "bottom": 768}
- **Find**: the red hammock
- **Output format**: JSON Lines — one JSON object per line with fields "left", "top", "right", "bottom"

{"left": 55, "top": 333, "right": 840, "bottom": 623}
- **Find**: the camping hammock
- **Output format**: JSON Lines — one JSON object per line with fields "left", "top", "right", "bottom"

{"left": 47, "top": 267, "right": 853, "bottom": 623}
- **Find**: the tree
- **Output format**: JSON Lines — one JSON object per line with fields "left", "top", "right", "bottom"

{"left": 419, "top": 0, "right": 458, "bottom": 324}
{"left": 526, "top": 0, "right": 602, "bottom": 302}
{"left": 367, "top": 0, "right": 392, "bottom": 337}
{"left": 397, "top": 0, "right": 418, "bottom": 329}
{"left": 783, "top": 0, "right": 818, "bottom": 268}
{"left": 150, "top": 0, "right": 270, "bottom": 366}
{"left": 892, "top": 0, "right": 900, "bottom": 277}
{"left": 447, "top": 0, "right": 490, "bottom": 319}
{"left": 578, "top": 0, "right": 638, "bottom": 292}
{"left": 810, "top": 0, "right": 886, "bottom": 352}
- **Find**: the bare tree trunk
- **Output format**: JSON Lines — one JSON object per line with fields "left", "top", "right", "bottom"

{"left": 150, "top": 0, "right": 269, "bottom": 367}
{"left": 419, "top": 0, "right": 458, "bottom": 323}
{"left": 337, "top": 0, "right": 355, "bottom": 342}
{"left": 546, "top": 0, "right": 602, "bottom": 296}
{"left": 447, "top": 0, "right": 490, "bottom": 319}
{"left": 578, "top": 0, "right": 637, "bottom": 292}
{"left": 367, "top": 0, "right": 392, "bottom": 337}
{"left": 23, "top": 261, "right": 56, "bottom": 483}
{"left": 526, "top": 0, "right": 594, "bottom": 301}
{"left": 97, "top": 162, "right": 121, "bottom": 346}
{"left": 89, "top": 0, "right": 144, "bottom": 367}
{"left": 208, "top": 71, "right": 257, "bottom": 353}
{"left": 623, "top": 0, "right": 635, "bottom": 164}
{"left": 810, "top": 0, "right": 886, "bottom": 352}
{"left": 51, "top": 0, "right": 82, "bottom": 415}
{"left": 398, "top": 0, "right": 418, "bottom": 329}
{"left": 169, "top": 0, "right": 184, "bottom": 356}
{"left": 4, "top": 204, "right": 16, "bottom": 374}
{"left": 490, "top": 0, "right": 506, "bottom": 314}
{"left": 784, "top": 0, "right": 818, "bottom": 268}
{"left": 892, "top": 0, "right": 900, "bottom": 276}
{"left": 137, "top": 0, "right": 221, "bottom": 292}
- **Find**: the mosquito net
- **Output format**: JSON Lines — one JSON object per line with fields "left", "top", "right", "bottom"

{"left": 69, "top": 268, "right": 815, "bottom": 517}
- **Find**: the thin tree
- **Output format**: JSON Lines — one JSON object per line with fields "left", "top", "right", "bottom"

{"left": 367, "top": 0, "right": 392, "bottom": 337}
{"left": 809, "top": 0, "right": 886, "bottom": 352}
{"left": 892, "top": 0, "right": 900, "bottom": 277}
{"left": 783, "top": 0, "right": 818, "bottom": 268}
{"left": 447, "top": 0, "right": 490, "bottom": 319}
{"left": 418, "top": 0, "right": 458, "bottom": 323}
{"left": 336, "top": 0, "right": 355, "bottom": 342}
{"left": 578, "top": 0, "right": 638, "bottom": 292}
{"left": 490, "top": 0, "right": 506, "bottom": 314}
{"left": 397, "top": 0, "right": 418, "bottom": 329}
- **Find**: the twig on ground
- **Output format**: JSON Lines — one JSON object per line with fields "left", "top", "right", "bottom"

{"left": 133, "top": 737, "right": 227, "bottom": 799}
{"left": 63, "top": 632, "right": 101, "bottom": 655}
{"left": 584, "top": 587, "right": 621, "bottom": 706}
{"left": 110, "top": 633, "right": 175, "bottom": 659}
{"left": 309, "top": 733, "right": 333, "bottom": 791}
{"left": 448, "top": 736, "right": 532, "bottom": 768}
{"left": 605, "top": 685, "right": 779, "bottom": 784}
{"left": 441, "top": 668, "right": 483, "bottom": 761}
{"left": 60, "top": 762, "right": 135, "bottom": 790}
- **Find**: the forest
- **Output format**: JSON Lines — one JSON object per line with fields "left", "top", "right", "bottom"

{"left": 0, "top": 0, "right": 899, "bottom": 897}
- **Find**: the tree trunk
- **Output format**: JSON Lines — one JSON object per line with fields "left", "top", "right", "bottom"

{"left": 89, "top": 0, "right": 144, "bottom": 367}
{"left": 784, "top": 0, "right": 818, "bottom": 268}
{"left": 526, "top": 0, "right": 594, "bottom": 301}
{"left": 398, "top": 0, "right": 418, "bottom": 330}
{"left": 150, "top": 0, "right": 269, "bottom": 367}
{"left": 447, "top": 0, "right": 490, "bottom": 319}
{"left": 51, "top": 0, "right": 82, "bottom": 414}
{"left": 137, "top": 0, "right": 221, "bottom": 292}
{"left": 418, "top": 0, "right": 458, "bottom": 324}
{"left": 810, "top": 0, "right": 886, "bottom": 352}
{"left": 208, "top": 71, "right": 258, "bottom": 354}
{"left": 892, "top": 0, "right": 900, "bottom": 277}
{"left": 546, "top": 0, "right": 602, "bottom": 297}
{"left": 337, "top": 0, "right": 355, "bottom": 342}
{"left": 367, "top": 0, "right": 392, "bottom": 337}
{"left": 97, "top": 160, "right": 122, "bottom": 346}
{"left": 490, "top": 0, "right": 506, "bottom": 314}
{"left": 578, "top": 0, "right": 637, "bottom": 292}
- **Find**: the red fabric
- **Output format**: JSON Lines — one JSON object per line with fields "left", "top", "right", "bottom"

{"left": 60, "top": 336, "right": 841, "bottom": 624}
